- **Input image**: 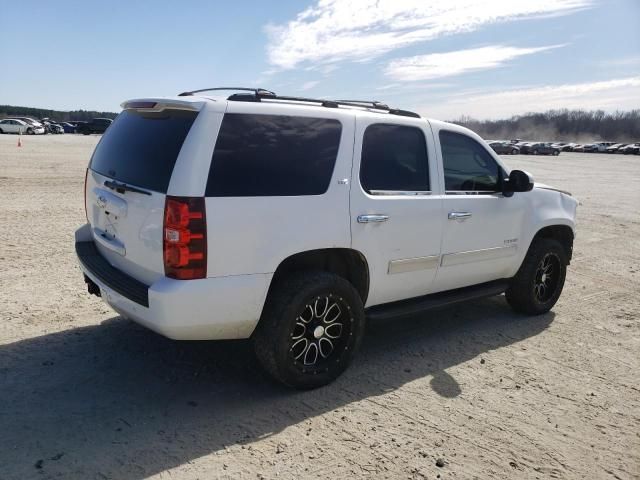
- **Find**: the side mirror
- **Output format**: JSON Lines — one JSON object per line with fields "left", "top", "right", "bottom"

{"left": 503, "top": 170, "right": 534, "bottom": 197}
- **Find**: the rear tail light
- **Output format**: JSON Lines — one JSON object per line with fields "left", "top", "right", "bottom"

{"left": 163, "top": 196, "right": 207, "bottom": 280}
{"left": 84, "top": 168, "right": 89, "bottom": 222}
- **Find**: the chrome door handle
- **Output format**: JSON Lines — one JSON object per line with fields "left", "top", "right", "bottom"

{"left": 357, "top": 214, "right": 389, "bottom": 224}
{"left": 448, "top": 211, "right": 472, "bottom": 221}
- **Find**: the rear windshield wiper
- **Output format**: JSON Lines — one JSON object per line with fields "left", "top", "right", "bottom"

{"left": 104, "top": 179, "right": 151, "bottom": 196}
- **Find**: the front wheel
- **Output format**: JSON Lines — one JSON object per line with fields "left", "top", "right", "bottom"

{"left": 511, "top": 149, "right": 518, "bottom": 155}
{"left": 532, "top": 149, "right": 539, "bottom": 155}
{"left": 506, "top": 238, "right": 567, "bottom": 315}
{"left": 26, "top": 128, "right": 34, "bottom": 135}
{"left": 253, "top": 272, "right": 365, "bottom": 389}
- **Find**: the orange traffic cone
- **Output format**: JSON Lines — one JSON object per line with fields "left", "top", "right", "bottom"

{"left": 17, "top": 135, "right": 22, "bottom": 147}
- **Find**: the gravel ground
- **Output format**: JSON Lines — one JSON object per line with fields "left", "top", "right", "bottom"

{"left": 1, "top": 134, "right": 639, "bottom": 480}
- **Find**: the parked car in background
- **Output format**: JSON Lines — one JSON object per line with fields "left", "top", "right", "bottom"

{"left": 70, "top": 121, "right": 87, "bottom": 131}
{"left": 620, "top": 143, "right": 640, "bottom": 154}
{"left": 40, "top": 119, "right": 64, "bottom": 134}
{"left": 605, "top": 143, "right": 626, "bottom": 153}
{"left": 584, "top": 142, "right": 615, "bottom": 153}
{"left": 489, "top": 141, "right": 520, "bottom": 155}
{"left": 59, "top": 122, "right": 77, "bottom": 133}
{"left": 48, "top": 122, "right": 64, "bottom": 134}
{"left": 520, "top": 142, "right": 560, "bottom": 155}
{"left": 518, "top": 143, "right": 534, "bottom": 154}
{"left": 560, "top": 143, "right": 576, "bottom": 151}
{"left": 572, "top": 144, "right": 585, "bottom": 152}
{"left": 12, "top": 117, "right": 46, "bottom": 133}
{"left": 76, "top": 118, "right": 113, "bottom": 135}
{"left": 0, "top": 118, "right": 44, "bottom": 134}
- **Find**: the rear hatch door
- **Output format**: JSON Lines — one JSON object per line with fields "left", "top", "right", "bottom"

{"left": 86, "top": 105, "right": 200, "bottom": 285}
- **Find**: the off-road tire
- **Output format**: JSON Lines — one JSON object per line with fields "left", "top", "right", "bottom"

{"left": 506, "top": 238, "right": 567, "bottom": 315}
{"left": 253, "top": 271, "right": 365, "bottom": 389}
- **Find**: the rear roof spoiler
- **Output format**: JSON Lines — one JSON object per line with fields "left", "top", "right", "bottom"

{"left": 120, "top": 99, "right": 201, "bottom": 112}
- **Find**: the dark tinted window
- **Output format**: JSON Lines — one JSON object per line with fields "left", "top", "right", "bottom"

{"left": 206, "top": 114, "right": 342, "bottom": 197}
{"left": 439, "top": 130, "right": 502, "bottom": 192}
{"left": 90, "top": 109, "right": 197, "bottom": 193}
{"left": 360, "top": 124, "right": 429, "bottom": 192}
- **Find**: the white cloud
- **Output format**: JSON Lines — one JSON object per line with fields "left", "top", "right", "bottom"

{"left": 420, "top": 77, "right": 640, "bottom": 120}
{"left": 600, "top": 55, "right": 640, "bottom": 68}
{"left": 385, "top": 44, "right": 563, "bottom": 81}
{"left": 300, "top": 80, "right": 320, "bottom": 91}
{"left": 265, "top": 0, "right": 591, "bottom": 69}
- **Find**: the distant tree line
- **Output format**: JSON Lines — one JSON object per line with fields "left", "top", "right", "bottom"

{"left": 451, "top": 109, "right": 640, "bottom": 143}
{"left": 2, "top": 105, "right": 638, "bottom": 142}
{"left": 0, "top": 105, "right": 118, "bottom": 122}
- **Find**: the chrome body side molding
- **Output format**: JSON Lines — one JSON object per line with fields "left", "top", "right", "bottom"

{"left": 388, "top": 255, "right": 440, "bottom": 274}
{"left": 441, "top": 245, "right": 517, "bottom": 267}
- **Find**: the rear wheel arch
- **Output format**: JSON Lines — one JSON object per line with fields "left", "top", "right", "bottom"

{"left": 267, "top": 248, "right": 370, "bottom": 305}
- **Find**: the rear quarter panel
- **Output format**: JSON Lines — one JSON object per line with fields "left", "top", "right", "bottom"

{"left": 200, "top": 102, "right": 356, "bottom": 277}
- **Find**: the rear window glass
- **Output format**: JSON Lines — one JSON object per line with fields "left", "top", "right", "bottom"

{"left": 206, "top": 113, "right": 342, "bottom": 197}
{"left": 90, "top": 109, "right": 197, "bottom": 193}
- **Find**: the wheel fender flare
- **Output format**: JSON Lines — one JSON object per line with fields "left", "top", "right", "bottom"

{"left": 514, "top": 218, "right": 575, "bottom": 275}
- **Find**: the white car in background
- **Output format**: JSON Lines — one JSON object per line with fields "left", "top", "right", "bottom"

{"left": 0, "top": 118, "right": 45, "bottom": 135}
{"left": 14, "top": 117, "right": 46, "bottom": 133}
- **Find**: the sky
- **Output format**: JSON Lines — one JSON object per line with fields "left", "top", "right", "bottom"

{"left": 0, "top": 0, "right": 638, "bottom": 120}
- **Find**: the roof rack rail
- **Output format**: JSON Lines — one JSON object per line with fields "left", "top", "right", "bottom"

{"left": 178, "top": 87, "right": 275, "bottom": 98}
{"left": 178, "top": 87, "right": 421, "bottom": 118}
{"left": 334, "top": 100, "right": 390, "bottom": 109}
{"left": 260, "top": 95, "right": 340, "bottom": 108}
{"left": 259, "top": 95, "right": 421, "bottom": 118}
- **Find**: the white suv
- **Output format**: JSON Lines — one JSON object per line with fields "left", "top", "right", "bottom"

{"left": 75, "top": 88, "right": 577, "bottom": 389}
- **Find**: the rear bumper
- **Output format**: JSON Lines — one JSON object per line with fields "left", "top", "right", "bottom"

{"left": 75, "top": 224, "right": 271, "bottom": 340}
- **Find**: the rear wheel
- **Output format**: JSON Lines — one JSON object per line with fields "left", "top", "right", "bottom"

{"left": 506, "top": 238, "right": 567, "bottom": 315}
{"left": 511, "top": 148, "right": 518, "bottom": 155}
{"left": 0, "top": 128, "right": 4, "bottom": 134}
{"left": 532, "top": 149, "right": 539, "bottom": 155}
{"left": 253, "top": 271, "right": 365, "bottom": 389}
{"left": 552, "top": 150, "right": 559, "bottom": 156}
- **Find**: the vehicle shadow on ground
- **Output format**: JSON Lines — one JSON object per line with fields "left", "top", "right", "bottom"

{"left": 0, "top": 296, "right": 553, "bottom": 479}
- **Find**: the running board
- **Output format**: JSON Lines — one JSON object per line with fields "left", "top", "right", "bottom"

{"left": 365, "top": 279, "right": 510, "bottom": 321}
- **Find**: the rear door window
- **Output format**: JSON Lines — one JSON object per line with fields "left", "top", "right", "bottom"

{"left": 90, "top": 109, "right": 198, "bottom": 193}
{"left": 360, "top": 123, "right": 430, "bottom": 193}
{"left": 206, "top": 113, "right": 342, "bottom": 197}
